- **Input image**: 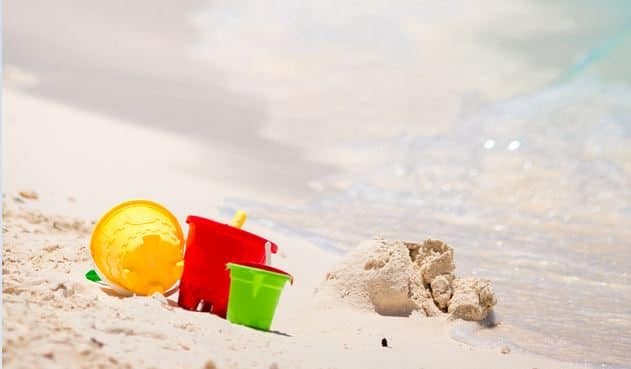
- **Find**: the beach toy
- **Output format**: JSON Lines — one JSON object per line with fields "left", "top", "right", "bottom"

{"left": 88, "top": 200, "right": 185, "bottom": 296}
{"left": 177, "top": 215, "right": 278, "bottom": 317}
{"left": 231, "top": 210, "right": 247, "bottom": 229}
{"left": 226, "top": 262, "right": 292, "bottom": 331}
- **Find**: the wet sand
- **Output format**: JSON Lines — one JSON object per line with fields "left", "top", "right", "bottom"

{"left": 4, "top": 0, "right": 335, "bottom": 201}
{"left": 4, "top": 0, "right": 630, "bottom": 367}
{"left": 2, "top": 89, "right": 587, "bottom": 369}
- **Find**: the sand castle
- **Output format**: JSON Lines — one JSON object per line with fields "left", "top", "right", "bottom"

{"left": 318, "top": 238, "right": 497, "bottom": 321}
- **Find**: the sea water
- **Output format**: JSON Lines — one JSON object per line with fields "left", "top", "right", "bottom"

{"left": 195, "top": 1, "right": 631, "bottom": 367}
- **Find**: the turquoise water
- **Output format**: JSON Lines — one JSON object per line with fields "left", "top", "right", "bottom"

{"left": 196, "top": 1, "right": 631, "bottom": 367}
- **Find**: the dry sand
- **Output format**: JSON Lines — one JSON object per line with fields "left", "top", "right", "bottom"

{"left": 1, "top": 88, "right": 588, "bottom": 369}
{"left": 2, "top": 201, "right": 586, "bottom": 369}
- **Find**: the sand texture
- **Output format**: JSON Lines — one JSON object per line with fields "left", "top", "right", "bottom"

{"left": 2, "top": 88, "right": 588, "bottom": 369}
{"left": 317, "top": 238, "right": 497, "bottom": 320}
{"left": 2, "top": 199, "right": 587, "bottom": 369}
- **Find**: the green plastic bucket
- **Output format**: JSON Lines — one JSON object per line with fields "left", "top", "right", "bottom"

{"left": 226, "top": 262, "right": 293, "bottom": 331}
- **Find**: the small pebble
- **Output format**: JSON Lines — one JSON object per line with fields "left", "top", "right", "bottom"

{"left": 381, "top": 338, "right": 388, "bottom": 347}
{"left": 203, "top": 360, "right": 217, "bottom": 369}
{"left": 19, "top": 191, "right": 39, "bottom": 200}
{"left": 90, "top": 337, "right": 104, "bottom": 348}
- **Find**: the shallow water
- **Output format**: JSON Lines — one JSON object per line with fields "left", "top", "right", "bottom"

{"left": 3, "top": 0, "right": 629, "bottom": 366}
{"left": 196, "top": 1, "right": 631, "bottom": 367}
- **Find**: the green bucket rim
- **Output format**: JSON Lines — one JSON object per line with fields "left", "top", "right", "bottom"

{"left": 226, "top": 262, "right": 293, "bottom": 284}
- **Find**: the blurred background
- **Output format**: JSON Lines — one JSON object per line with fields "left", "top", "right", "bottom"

{"left": 4, "top": 1, "right": 631, "bottom": 368}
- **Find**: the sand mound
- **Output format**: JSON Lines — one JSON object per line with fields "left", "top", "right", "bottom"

{"left": 317, "top": 238, "right": 496, "bottom": 321}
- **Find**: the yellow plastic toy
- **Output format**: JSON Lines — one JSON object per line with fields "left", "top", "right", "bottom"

{"left": 230, "top": 210, "right": 247, "bottom": 229}
{"left": 89, "top": 200, "right": 185, "bottom": 296}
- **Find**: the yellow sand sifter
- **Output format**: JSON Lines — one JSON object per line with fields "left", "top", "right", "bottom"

{"left": 88, "top": 200, "right": 185, "bottom": 296}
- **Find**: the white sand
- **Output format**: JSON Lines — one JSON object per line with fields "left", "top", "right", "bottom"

{"left": 2, "top": 88, "right": 587, "bottom": 369}
{"left": 316, "top": 238, "right": 497, "bottom": 320}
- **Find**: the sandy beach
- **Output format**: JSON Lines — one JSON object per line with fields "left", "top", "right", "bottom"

{"left": 2, "top": 88, "right": 588, "bottom": 369}
{"left": 4, "top": 0, "right": 631, "bottom": 368}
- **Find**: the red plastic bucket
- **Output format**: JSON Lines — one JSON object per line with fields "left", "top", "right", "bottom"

{"left": 177, "top": 215, "right": 278, "bottom": 317}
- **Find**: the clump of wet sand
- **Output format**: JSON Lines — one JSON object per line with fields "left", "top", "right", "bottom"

{"left": 317, "top": 238, "right": 497, "bottom": 321}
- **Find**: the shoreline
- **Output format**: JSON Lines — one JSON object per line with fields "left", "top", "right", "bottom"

{"left": 2, "top": 198, "right": 588, "bottom": 369}
{"left": 2, "top": 88, "right": 589, "bottom": 369}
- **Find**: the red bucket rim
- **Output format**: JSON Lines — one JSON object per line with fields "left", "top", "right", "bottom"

{"left": 186, "top": 215, "right": 278, "bottom": 253}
